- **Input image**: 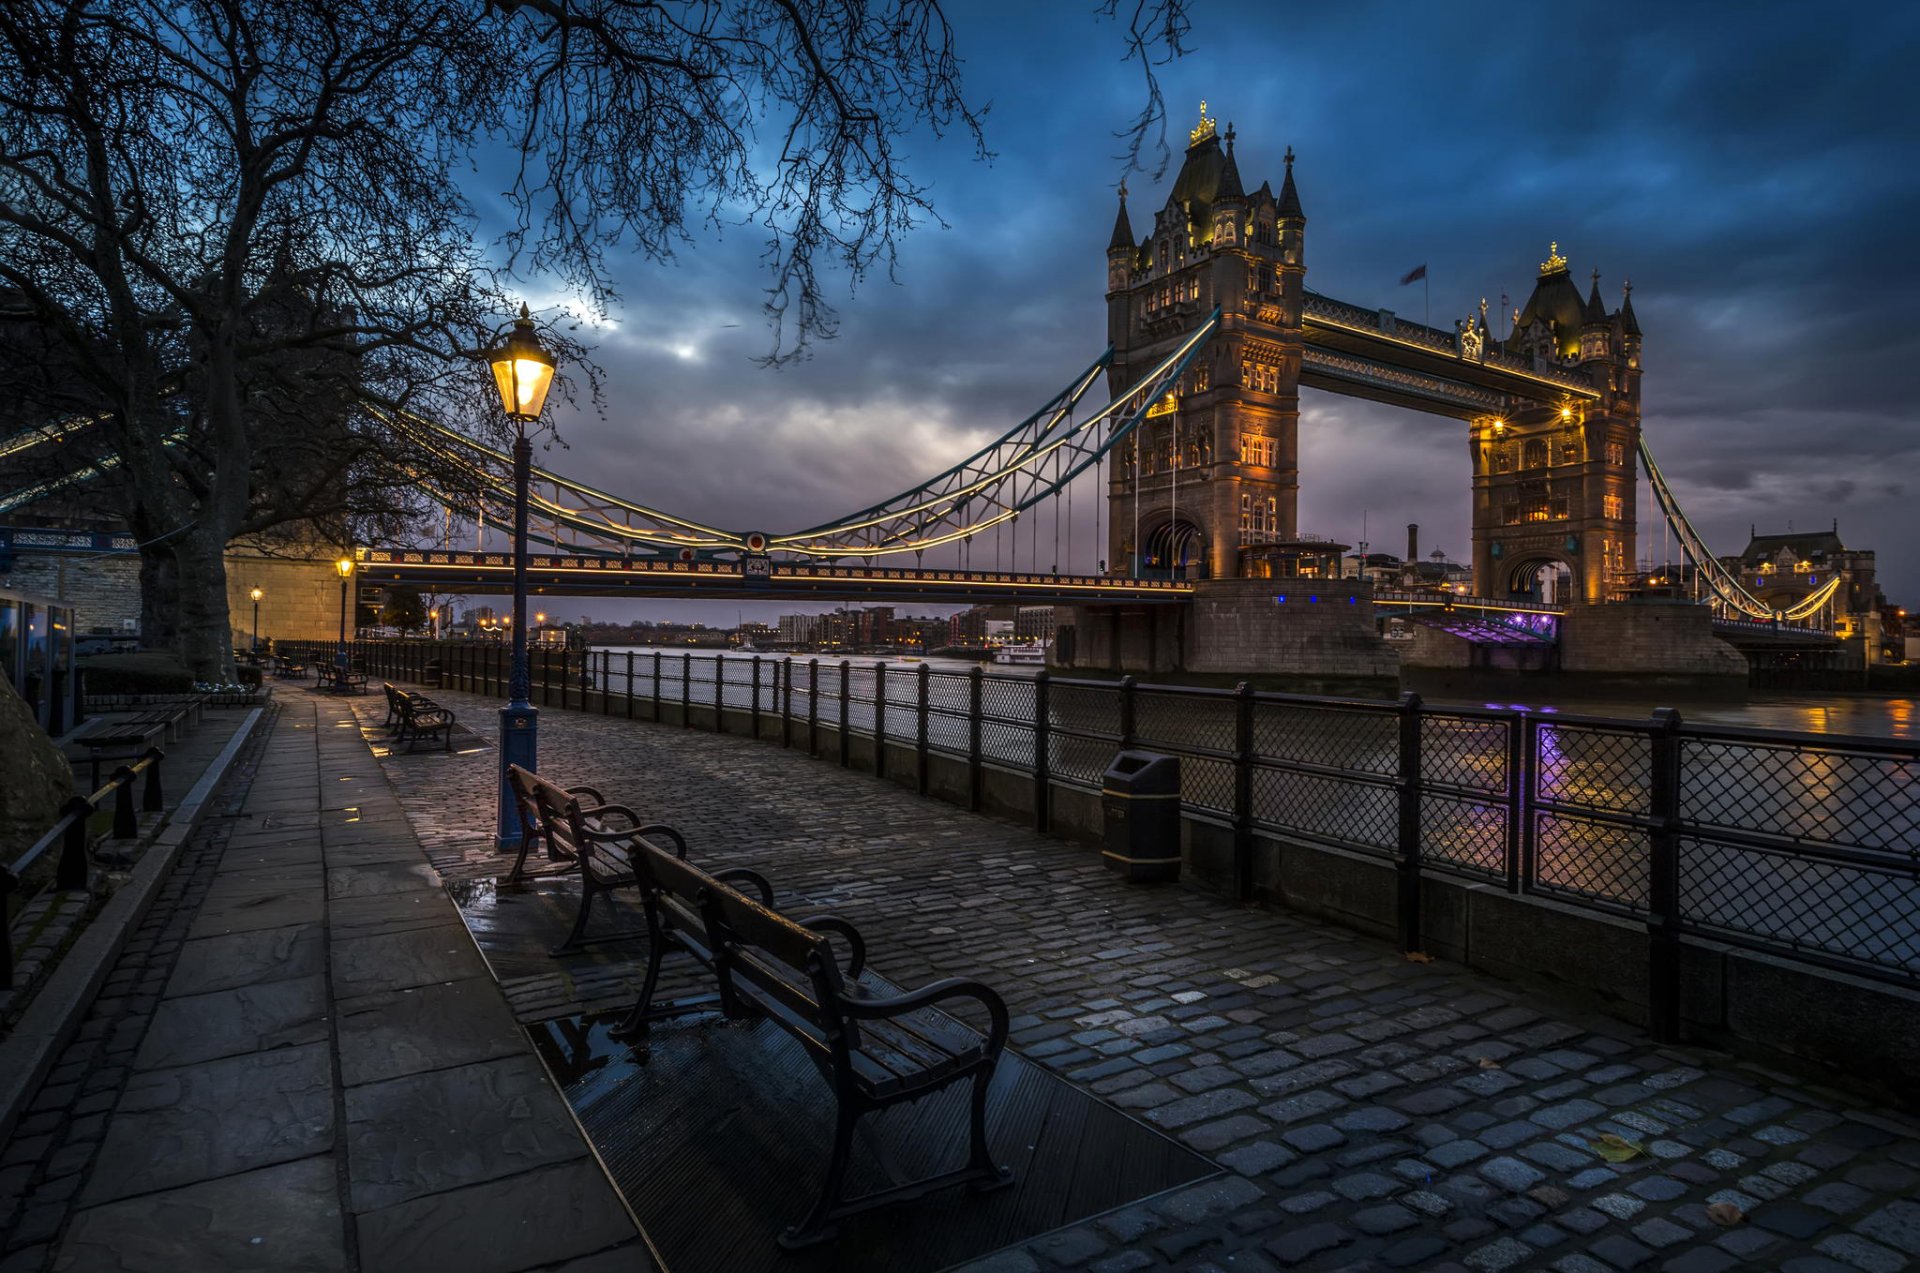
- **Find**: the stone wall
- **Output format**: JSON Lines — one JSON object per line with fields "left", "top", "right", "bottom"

{"left": 4, "top": 545, "right": 351, "bottom": 647}
{"left": 2, "top": 555, "right": 142, "bottom": 635}
{"left": 1183, "top": 579, "right": 1399, "bottom": 692}
{"left": 1559, "top": 599, "right": 1747, "bottom": 691}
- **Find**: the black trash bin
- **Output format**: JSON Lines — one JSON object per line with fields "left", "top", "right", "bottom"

{"left": 1101, "top": 751, "right": 1182, "bottom": 882}
{"left": 423, "top": 658, "right": 443, "bottom": 689}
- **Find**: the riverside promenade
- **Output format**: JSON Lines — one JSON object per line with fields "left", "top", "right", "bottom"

{"left": 2, "top": 686, "right": 1918, "bottom": 1272}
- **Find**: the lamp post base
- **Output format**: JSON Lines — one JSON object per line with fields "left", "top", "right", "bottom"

{"left": 496, "top": 703, "right": 540, "bottom": 847}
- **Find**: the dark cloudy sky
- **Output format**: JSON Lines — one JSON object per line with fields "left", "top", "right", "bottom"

{"left": 497, "top": 0, "right": 1920, "bottom": 626}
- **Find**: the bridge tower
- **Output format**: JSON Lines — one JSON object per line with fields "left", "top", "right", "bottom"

{"left": 1105, "top": 104, "right": 1305, "bottom": 580}
{"left": 1469, "top": 247, "right": 1644, "bottom": 604}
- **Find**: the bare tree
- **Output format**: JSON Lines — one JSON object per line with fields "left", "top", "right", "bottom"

{"left": 0, "top": 0, "right": 1191, "bottom": 680}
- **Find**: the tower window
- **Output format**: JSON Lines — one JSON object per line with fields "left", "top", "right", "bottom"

{"left": 1522, "top": 439, "right": 1548, "bottom": 469}
{"left": 1606, "top": 440, "right": 1627, "bottom": 467}
{"left": 1603, "top": 494, "right": 1624, "bottom": 521}
{"left": 1240, "top": 434, "right": 1275, "bottom": 468}
{"left": 1241, "top": 360, "right": 1280, "bottom": 394}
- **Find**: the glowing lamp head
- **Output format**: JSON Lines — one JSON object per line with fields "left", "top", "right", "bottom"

{"left": 1559, "top": 406, "right": 1573, "bottom": 421}
{"left": 487, "top": 304, "right": 557, "bottom": 423}
{"left": 250, "top": 587, "right": 263, "bottom": 602}
{"left": 536, "top": 612, "right": 547, "bottom": 625}
{"left": 335, "top": 557, "right": 354, "bottom": 580}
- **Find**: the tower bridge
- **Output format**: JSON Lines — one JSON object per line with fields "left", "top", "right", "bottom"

{"left": 2, "top": 103, "right": 1853, "bottom": 684}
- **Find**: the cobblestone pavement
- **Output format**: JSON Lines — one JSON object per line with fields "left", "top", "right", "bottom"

{"left": 362, "top": 686, "right": 1920, "bottom": 1273}
{"left": 0, "top": 694, "right": 647, "bottom": 1273}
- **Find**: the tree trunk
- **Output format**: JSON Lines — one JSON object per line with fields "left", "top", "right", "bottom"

{"left": 137, "top": 545, "right": 180, "bottom": 654}
{"left": 172, "top": 526, "right": 236, "bottom": 683}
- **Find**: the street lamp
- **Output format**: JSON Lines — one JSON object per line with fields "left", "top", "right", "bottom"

{"left": 486, "top": 303, "right": 557, "bottom": 848}
{"left": 249, "top": 587, "right": 263, "bottom": 653}
{"left": 334, "top": 557, "right": 354, "bottom": 685}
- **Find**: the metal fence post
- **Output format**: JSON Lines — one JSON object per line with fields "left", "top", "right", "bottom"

{"left": 1032, "top": 670, "right": 1051, "bottom": 832}
{"left": 917, "top": 663, "right": 930, "bottom": 795}
{"left": 1234, "top": 682, "right": 1255, "bottom": 903}
{"left": 782, "top": 659, "right": 794, "bottom": 749}
{"left": 681, "top": 652, "right": 691, "bottom": 727}
{"left": 808, "top": 659, "right": 820, "bottom": 755}
{"left": 141, "top": 748, "right": 164, "bottom": 811}
{"left": 1119, "top": 674, "right": 1137, "bottom": 748}
{"left": 111, "top": 767, "right": 138, "bottom": 839}
{"left": 751, "top": 656, "right": 762, "bottom": 739}
{"left": 653, "top": 651, "right": 663, "bottom": 720}
{"left": 54, "top": 795, "right": 92, "bottom": 890}
{"left": 968, "top": 666, "right": 983, "bottom": 811}
{"left": 873, "top": 662, "right": 887, "bottom": 781}
{"left": 714, "top": 654, "right": 725, "bottom": 731}
{"left": 1397, "top": 691, "right": 1424, "bottom": 954}
{"left": 626, "top": 652, "right": 635, "bottom": 719}
{"left": 838, "top": 660, "right": 851, "bottom": 767}
{"left": 1647, "top": 707, "right": 1684, "bottom": 1043}
{"left": 1506, "top": 711, "right": 1527, "bottom": 894}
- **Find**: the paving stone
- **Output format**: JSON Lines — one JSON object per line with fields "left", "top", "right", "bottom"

{"left": 1427, "top": 1139, "right": 1488, "bottom": 1169}
{"left": 1856, "top": 1200, "right": 1920, "bottom": 1256}
{"left": 1351, "top": 1203, "right": 1419, "bottom": 1235}
{"left": 165, "top": 924, "right": 326, "bottom": 998}
{"left": 1812, "top": 1234, "right": 1907, "bottom": 1273}
{"left": 1277, "top": 1191, "right": 1337, "bottom": 1215}
{"left": 330, "top": 924, "right": 485, "bottom": 998}
{"left": 1520, "top": 1140, "right": 1591, "bottom": 1171}
{"left": 1334, "top": 1106, "right": 1410, "bottom": 1135}
{"left": 1217, "top": 1141, "right": 1296, "bottom": 1176}
{"left": 82, "top": 1043, "right": 335, "bottom": 1206}
{"left": 1479, "top": 1156, "right": 1545, "bottom": 1193}
{"left": 1258, "top": 1090, "right": 1346, "bottom": 1125}
{"left": 1330, "top": 1171, "right": 1396, "bottom": 1201}
{"left": 1181, "top": 1114, "right": 1270, "bottom": 1154}
{"left": 1031, "top": 1227, "right": 1108, "bottom": 1267}
{"left": 133, "top": 976, "right": 329, "bottom": 1070}
{"left": 342, "top": 1055, "right": 586, "bottom": 1212}
{"left": 1263, "top": 1222, "right": 1350, "bottom": 1267}
{"left": 1656, "top": 1251, "right": 1738, "bottom": 1273}
{"left": 1590, "top": 1233, "right": 1659, "bottom": 1268}
{"left": 52, "top": 1156, "right": 346, "bottom": 1273}
{"left": 1463, "top": 1236, "right": 1534, "bottom": 1271}
{"left": 1750, "top": 1202, "right": 1834, "bottom": 1240}
{"left": 1279, "top": 1124, "right": 1345, "bottom": 1153}
{"left": 1381, "top": 1235, "right": 1451, "bottom": 1268}
{"left": 1632, "top": 1217, "right": 1692, "bottom": 1248}
{"left": 1155, "top": 1176, "right": 1263, "bottom": 1224}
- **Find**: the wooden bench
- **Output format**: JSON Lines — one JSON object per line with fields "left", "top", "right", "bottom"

{"left": 506, "top": 765, "right": 710, "bottom": 954}
{"left": 615, "top": 839, "right": 1013, "bottom": 1248}
{"left": 71, "top": 721, "right": 168, "bottom": 790}
{"left": 380, "top": 683, "right": 457, "bottom": 751}
{"left": 310, "top": 663, "right": 368, "bottom": 694}
{"left": 272, "top": 656, "right": 310, "bottom": 680}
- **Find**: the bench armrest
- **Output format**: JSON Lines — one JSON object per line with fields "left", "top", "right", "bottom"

{"left": 795, "top": 915, "right": 866, "bottom": 978}
{"left": 564, "top": 784, "right": 607, "bottom": 805}
{"left": 840, "top": 977, "right": 1008, "bottom": 1056}
{"left": 712, "top": 868, "right": 775, "bottom": 907}
{"left": 635, "top": 823, "right": 688, "bottom": 859}
{"left": 578, "top": 802, "right": 642, "bottom": 830}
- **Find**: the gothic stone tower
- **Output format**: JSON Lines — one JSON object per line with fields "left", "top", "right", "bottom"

{"left": 1106, "top": 104, "right": 1305, "bottom": 580}
{"left": 1469, "top": 244, "right": 1644, "bottom": 604}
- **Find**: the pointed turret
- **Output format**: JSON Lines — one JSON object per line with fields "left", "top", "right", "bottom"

{"left": 1584, "top": 269, "right": 1607, "bottom": 325}
{"left": 1620, "top": 279, "right": 1641, "bottom": 335}
{"left": 1217, "top": 123, "right": 1245, "bottom": 202}
{"left": 1276, "top": 146, "right": 1304, "bottom": 220}
{"left": 1109, "top": 185, "right": 1135, "bottom": 252}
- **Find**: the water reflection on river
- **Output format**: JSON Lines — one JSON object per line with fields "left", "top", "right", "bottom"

{"left": 597, "top": 647, "right": 1915, "bottom": 741}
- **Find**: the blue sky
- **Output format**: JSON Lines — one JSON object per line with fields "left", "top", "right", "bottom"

{"left": 506, "top": 0, "right": 1920, "bottom": 625}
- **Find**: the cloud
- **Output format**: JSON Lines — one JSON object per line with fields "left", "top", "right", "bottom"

{"left": 472, "top": 0, "right": 1920, "bottom": 622}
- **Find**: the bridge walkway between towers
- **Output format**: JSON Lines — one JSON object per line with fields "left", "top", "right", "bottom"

{"left": 342, "top": 684, "right": 1920, "bottom": 1273}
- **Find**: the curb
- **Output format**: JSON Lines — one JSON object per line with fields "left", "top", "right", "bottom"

{"left": 0, "top": 706, "right": 265, "bottom": 1144}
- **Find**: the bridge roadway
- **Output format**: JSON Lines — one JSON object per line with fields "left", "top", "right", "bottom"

{"left": 355, "top": 546, "right": 1195, "bottom": 605}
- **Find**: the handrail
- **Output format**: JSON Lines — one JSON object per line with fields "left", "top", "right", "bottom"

{"left": 2, "top": 746, "right": 164, "bottom": 986}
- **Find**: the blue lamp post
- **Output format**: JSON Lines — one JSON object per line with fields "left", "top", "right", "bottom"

{"left": 487, "top": 305, "right": 558, "bottom": 847}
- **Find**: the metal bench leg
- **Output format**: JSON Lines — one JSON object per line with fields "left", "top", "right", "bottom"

{"left": 967, "top": 1065, "right": 1013, "bottom": 1191}
{"left": 551, "top": 878, "right": 598, "bottom": 954}
{"left": 611, "top": 927, "right": 670, "bottom": 1041}
{"left": 779, "top": 1103, "right": 860, "bottom": 1250}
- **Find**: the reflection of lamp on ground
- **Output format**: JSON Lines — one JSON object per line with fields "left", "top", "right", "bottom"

{"left": 486, "top": 304, "right": 558, "bottom": 849}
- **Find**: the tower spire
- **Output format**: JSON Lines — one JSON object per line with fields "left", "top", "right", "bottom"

{"left": 1108, "top": 181, "right": 1135, "bottom": 252}
{"left": 1276, "top": 146, "right": 1304, "bottom": 219}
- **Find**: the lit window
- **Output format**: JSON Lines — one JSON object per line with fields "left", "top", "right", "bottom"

{"left": 1605, "top": 441, "right": 1627, "bottom": 467}
{"left": 1603, "top": 494, "right": 1624, "bottom": 521}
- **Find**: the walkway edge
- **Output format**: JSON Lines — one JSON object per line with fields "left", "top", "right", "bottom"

{"left": 0, "top": 706, "right": 264, "bottom": 1143}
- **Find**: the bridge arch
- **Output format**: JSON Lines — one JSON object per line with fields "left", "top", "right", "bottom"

{"left": 1503, "top": 550, "right": 1578, "bottom": 605}
{"left": 1141, "top": 517, "right": 1207, "bottom": 580}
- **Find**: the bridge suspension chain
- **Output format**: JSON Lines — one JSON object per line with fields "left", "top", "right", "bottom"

{"left": 1638, "top": 435, "right": 1841, "bottom": 625}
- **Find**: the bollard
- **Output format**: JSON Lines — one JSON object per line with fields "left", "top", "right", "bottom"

{"left": 141, "top": 747, "right": 165, "bottom": 812}
{"left": 55, "top": 795, "right": 92, "bottom": 890}
{"left": 111, "top": 766, "right": 138, "bottom": 839}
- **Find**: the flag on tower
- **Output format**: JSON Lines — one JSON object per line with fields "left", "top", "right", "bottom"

{"left": 1399, "top": 264, "right": 1427, "bottom": 286}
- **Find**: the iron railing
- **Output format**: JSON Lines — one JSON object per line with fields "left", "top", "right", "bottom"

{"left": 295, "top": 640, "right": 1920, "bottom": 1037}
{"left": 3, "top": 747, "right": 164, "bottom": 986}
